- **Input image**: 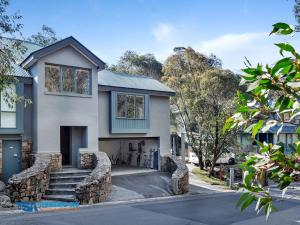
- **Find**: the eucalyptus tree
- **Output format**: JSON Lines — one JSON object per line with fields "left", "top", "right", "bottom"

{"left": 28, "top": 25, "right": 59, "bottom": 47}
{"left": 162, "top": 47, "right": 233, "bottom": 170}
{"left": 109, "top": 50, "right": 163, "bottom": 80}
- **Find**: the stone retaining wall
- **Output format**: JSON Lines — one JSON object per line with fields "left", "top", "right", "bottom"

{"left": 6, "top": 153, "right": 61, "bottom": 202}
{"left": 6, "top": 154, "right": 52, "bottom": 202}
{"left": 79, "top": 151, "right": 94, "bottom": 169}
{"left": 75, "top": 152, "right": 112, "bottom": 204}
{"left": 161, "top": 155, "right": 189, "bottom": 195}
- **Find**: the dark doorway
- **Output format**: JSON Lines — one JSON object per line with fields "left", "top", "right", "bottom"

{"left": 60, "top": 126, "right": 71, "bottom": 165}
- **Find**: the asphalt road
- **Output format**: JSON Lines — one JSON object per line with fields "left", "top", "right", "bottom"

{"left": 0, "top": 193, "right": 299, "bottom": 225}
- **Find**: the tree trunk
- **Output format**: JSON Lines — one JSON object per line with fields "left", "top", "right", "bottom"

{"left": 197, "top": 154, "right": 204, "bottom": 170}
{"left": 208, "top": 159, "right": 217, "bottom": 177}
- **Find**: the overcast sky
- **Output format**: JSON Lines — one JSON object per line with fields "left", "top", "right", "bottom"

{"left": 8, "top": 0, "right": 298, "bottom": 72}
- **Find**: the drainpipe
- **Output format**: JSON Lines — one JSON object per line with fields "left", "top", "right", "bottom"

{"left": 181, "top": 133, "right": 185, "bottom": 162}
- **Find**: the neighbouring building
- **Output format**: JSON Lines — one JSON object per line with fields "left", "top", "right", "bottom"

{"left": 0, "top": 37, "right": 175, "bottom": 182}
{"left": 237, "top": 113, "right": 299, "bottom": 154}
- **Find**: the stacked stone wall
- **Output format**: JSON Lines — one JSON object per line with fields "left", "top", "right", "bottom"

{"left": 161, "top": 155, "right": 189, "bottom": 195}
{"left": 76, "top": 152, "right": 111, "bottom": 204}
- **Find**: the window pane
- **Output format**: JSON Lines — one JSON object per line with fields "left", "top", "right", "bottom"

{"left": 62, "top": 67, "right": 74, "bottom": 92}
{"left": 117, "top": 94, "right": 126, "bottom": 118}
{"left": 45, "top": 65, "right": 60, "bottom": 92}
{"left": 135, "top": 95, "right": 144, "bottom": 119}
{"left": 1, "top": 112, "right": 16, "bottom": 128}
{"left": 76, "top": 69, "right": 89, "bottom": 94}
{"left": 1, "top": 85, "right": 16, "bottom": 112}
{"left": 127, "top": 95, "right": 135, "bottom": 119}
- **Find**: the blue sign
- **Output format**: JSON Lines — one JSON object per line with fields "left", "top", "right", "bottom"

{"left": 16, "top": 201, "right": 80, "bottom": 212}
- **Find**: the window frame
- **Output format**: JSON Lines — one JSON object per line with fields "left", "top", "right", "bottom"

{"left": 45, "top": 63, "right": 92, "bottom": 96}
{"left": 115, "top": 93, "right": 145, "bottom": 120}
{"left": 0, "top": 84, "right": 17, "bottom": 129}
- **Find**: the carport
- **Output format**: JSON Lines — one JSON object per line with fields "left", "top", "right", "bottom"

{"left": 99, "top": 137, "right": 160, "bottom": 171}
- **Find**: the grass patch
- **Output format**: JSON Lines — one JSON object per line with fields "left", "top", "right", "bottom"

{"left": 192, "top": 167, "right": 226, "bottom": 186}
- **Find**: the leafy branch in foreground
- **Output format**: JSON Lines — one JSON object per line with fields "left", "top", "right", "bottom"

{"left": 224, "top": 22, "right": 300, "bottom": 219}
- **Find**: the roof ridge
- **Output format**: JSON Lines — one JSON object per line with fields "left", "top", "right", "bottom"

{"left": 0, "top": 36, "right": 43, "bottom": 48}
{"left": 104, "top": 69, "right": 155, "bottom": 80}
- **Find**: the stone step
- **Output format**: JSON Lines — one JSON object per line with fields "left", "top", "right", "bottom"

{"left": 49, "top": 182, "right": 78, "bottom": 189}
{"left": 50, "top": 170, "right": 91, "bottom": 178}
{"left": 43, "top": 194, "right": 76, "bottom": 202}
{"left": 50, "top": 175, "right": 87, "bottom": 183}
{"left": 46, "top": 188, "right": 75, "bottom": 195}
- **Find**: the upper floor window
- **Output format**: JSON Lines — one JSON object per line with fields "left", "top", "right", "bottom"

{"left": 0, "top": 85, "right": 17, "bottom": 128}
{"left": 45, "top": 64, "right": 91, "bottom": 95}
{"left": 116, "top": 93, "right": 145, "bottom": 119}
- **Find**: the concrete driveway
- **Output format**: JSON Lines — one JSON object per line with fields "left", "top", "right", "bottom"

{"left": 108, "top": 172, "right": 174, "bottom": 201}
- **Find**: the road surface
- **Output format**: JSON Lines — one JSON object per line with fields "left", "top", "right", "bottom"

{"left": 0, "top": 192, "right": 299, "bottom": 225}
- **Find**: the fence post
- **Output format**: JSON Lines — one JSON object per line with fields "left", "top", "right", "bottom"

{"left": 229, "top": 167, "right": 235, "bottom": 189}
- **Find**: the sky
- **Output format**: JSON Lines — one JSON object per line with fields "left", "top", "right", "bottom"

{"left": 7, "top": 0, "right": 299, "bottom": 72}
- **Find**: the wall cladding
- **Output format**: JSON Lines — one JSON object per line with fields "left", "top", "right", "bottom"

{"left": 100, "top": 139, "right": 159, "bottom": 169}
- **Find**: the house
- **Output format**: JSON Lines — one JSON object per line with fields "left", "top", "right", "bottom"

{"left": 237, "top": 113, "right": 299, "bottom": 154}
{"left": 0, "top": 37, "right": 175, "bottom": 183}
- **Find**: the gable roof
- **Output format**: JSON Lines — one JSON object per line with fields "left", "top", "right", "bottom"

{"left": 20, "top": 36, "right": 106, "bottom": 69}
{"left": 98, "top": 70, "right": 175, "bottom": 96}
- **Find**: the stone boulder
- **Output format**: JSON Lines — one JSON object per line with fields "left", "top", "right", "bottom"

{"left": 0, "top": 181, "right": 6, "bottom": 192}
{"left": 0, "top": 194, "right": 13, "bottom": 208}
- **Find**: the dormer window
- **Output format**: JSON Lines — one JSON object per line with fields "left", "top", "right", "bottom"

{"left": 45, "top": 64, "right": 91, "bottom": 95}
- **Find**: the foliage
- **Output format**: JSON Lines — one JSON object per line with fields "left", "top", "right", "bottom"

{"left": 192, "top": 167, "right": 226, "bottom": 186}
{"left": 224, "top": 22, "right": 300, "bottom": 218}
{"left": 163, "top": 47, "right": 238, "bottom": 170}
{"left": 109, "top": 50, "right": 163, "bottom": 80}
{"left": 28, "top": 25, "right": 59, "bottom": 47}
{"left": 0, "top": 0, "right": 25, "bottom": 92}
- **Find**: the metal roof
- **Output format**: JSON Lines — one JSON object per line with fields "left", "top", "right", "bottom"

{"left": 268, "top": 124, "right": 298, "bottom": 134}
{"left": 98, "top": 70, "right": 175, "bottom": 95}
{"left": 2, "top": 38, "right": 42, "bottom": 78}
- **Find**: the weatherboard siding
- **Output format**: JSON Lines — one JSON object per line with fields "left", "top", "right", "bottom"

{"left": 110, "top": 91, "right": 149, "bottom": 133}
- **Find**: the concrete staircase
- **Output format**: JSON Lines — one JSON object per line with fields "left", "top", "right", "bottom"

{"left": 43, "top": 166, "right": 91, "bottom": 202}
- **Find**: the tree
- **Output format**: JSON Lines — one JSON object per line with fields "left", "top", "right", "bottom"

{"left": 162, "top": 47, "right": 231, "bottom": 170}
{"left": 197, "top": 69, "right": 239, "bottom": 176}
{"left": 28, "top": 25, "right": 59, "bottom": 47}
{"left": 224, "top": 23, "right": 300, "bottom": 218}
{"left": 0, "top": 0, "right": 25, "bottom": 92}
{"left": 109, "top": 50, "right": 163, "bottom": 80}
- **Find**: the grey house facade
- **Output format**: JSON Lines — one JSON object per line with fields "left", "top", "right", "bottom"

{"left": 0, "top": 37, "right": 175, "bottom": 182}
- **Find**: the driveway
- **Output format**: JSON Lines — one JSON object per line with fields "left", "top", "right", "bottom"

{"left": 108, "top": 172, "right": 174, "bottom": 201}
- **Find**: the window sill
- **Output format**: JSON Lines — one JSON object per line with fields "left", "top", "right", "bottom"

{"left": 44, "top": 91, "right": 92, "bottom": 98}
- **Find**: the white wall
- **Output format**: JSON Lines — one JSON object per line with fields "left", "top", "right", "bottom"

{"left": 98, "top": 91, "right": 171, "bottom": 156}
{"left": 31, "top": 46, "right": 99, "bottom": 153}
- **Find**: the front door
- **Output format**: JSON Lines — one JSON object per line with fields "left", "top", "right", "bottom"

{"left": 2, "top": 140, "right": 21, "bottom": 182}
{"left": 60, "top": 127, "right": 71, "bottom": 165}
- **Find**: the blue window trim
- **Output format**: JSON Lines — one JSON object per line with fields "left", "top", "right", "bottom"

{"left": 0, "top": 83, "right": 24, "bottom": 134}
{"left": 45, "top": 63, "right": 92, "bottom": 96}
{"left": 110, "top": 91, "right": 150, "bottom": 134}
